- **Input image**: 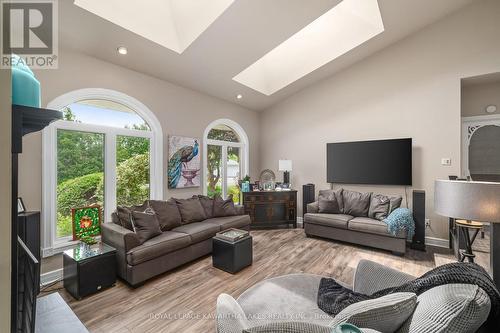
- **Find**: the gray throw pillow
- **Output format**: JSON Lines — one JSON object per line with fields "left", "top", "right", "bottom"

{"left": 130, "top": 210, "right": 162, "bottom": 244}
{"left": 175, "top": 197, "right": 207, "bottom": 224}
{"left": 318, "top": 197, "right": 342, "bottom": 214}
{"left": 319, "top": 189, "right": 344, "bottom": 212}
{"left": 368, "top": 194, "right": 390, "bottom": 220}
{"left": 213, "top": 194, "right": 237, "bottom": 217}
{"left": 116, "top": 201, "right": 148, "bottom": 230}
{"left": 194, "top": 195, "right": 215, "bottom": 219}
{"left": 149, "top": 199, "right": 182, "bottom": 231}
{"left": 330, "top": 292, "right": 417, "bottom": 333}
{"left": 342, "top": 190, "right": 372, "bottom": 217}
{"left": 389, "top": 196, "right": 403, "bottom": 214}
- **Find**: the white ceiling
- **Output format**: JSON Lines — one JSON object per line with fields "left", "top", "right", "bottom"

{"left": 59, "top": 0, "right": 474, "bottom": 111}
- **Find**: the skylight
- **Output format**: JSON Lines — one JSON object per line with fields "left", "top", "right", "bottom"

{"left": 74, "top": 0, "right": 235, "bottom": 53}
{"left": 233, "top": 0, "right": 384, "bottom": 95}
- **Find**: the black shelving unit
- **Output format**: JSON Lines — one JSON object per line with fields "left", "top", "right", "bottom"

{"left": 11, "top": 104, "right": 62, "bottom": 333}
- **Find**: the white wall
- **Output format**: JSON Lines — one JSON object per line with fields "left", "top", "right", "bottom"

{"left": 0, "top": 67, "right": 12, "bottom": 332}
{"left": 462, "top": 81, "right": 500, "bottom": 117}
{"left": 260, "top": 0, "right": 500, "bottom": 240}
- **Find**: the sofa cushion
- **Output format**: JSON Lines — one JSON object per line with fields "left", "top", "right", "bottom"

{"left": 348, "top": 217, "right": 406, "bottom": 238}
{"left": 115, "top": 202, "right": 148, "bottom": 230}
{"left": 342, "top": 190, "right": 372, "bottom": 217}
{"left": 304, "top": 213, "right": 352, "bottom": 229}
{"left": 126, "top": 231, "right": 191, "bottom": 265}
{"left": 389, "top": 196, "right": 403, "bottom": 213}
{"left": 175, "top": 197, "right": 207, "bottom": 224}
{"left": 319, "top": 189, "right": 344, "bottom": 212}
{"left": 368, "top": 194, "right": 390, "bottom": 220}
{"left": 330, "top": 292, "right": 417, "bottom": 333}
{"left": 149, "top": 199, "right": 182, "bottom": 231}
{"left": 130, "top": 210, "right": 162, "bottom": 244}
{"left": 213, "top": 194, "right": 237, "bottom": 217}
{"left": 318, "top": 197, "right": 342, "bottom": 214}
{"left": 172, "top": 222, "right": 220, "bottom": 243}
{"left": 205, "top": 215, "right": 251, "bottom": 231}
{"left": 397, "top": 284, "right": 490, "bottom": 333}
{"left": 195, "top": 195, "right": 215, "bottom": 219}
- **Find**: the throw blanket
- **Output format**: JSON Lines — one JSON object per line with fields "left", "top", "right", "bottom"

{"left": 383, "top": 208, "right": 415, "bottom": 239}
{"left": 318, "top": 262, "right": 500, "bottom": 327}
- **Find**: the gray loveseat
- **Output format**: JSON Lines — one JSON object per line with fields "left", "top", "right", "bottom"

{"left": 216, "top": 260, "right": 491, "bottom": 333}
{"left": 304, "top": 188, "right": 407, "bottom": 254}
{"left": 102, "top": 196, "right": 250, "bottom": 286}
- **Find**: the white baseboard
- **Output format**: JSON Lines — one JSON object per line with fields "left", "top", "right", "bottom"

{"left": 40, "top": 268, "right": 63, "bottom": 286}
{"left": 297, "top": 217, "right": 303, "bottom": 228}
{"left": 425, "top": 236, "right": 449, "bottom": 248}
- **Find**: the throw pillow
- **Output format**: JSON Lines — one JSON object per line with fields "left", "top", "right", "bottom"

{"left": 130, "top": 210, "right": 162, "bottom": 244}
{"left": 368, "top": 194, "right": 390, "bottom": 220}
{"left": 398, "top": 284, "right": 490, "bottom": 333}
{"left": 213, "top": 194, "right": 237, "bottom": 217}
{"left": 116, "top": 201, "right": 148, "bottom": 230}
{"left": 389, "top": 196, "right": 403, "bottom": 213}
{"left": 319, "top": 188, "right": 344, "bottom": 212}
{"left": 383, "top": 208, "right": 415, "bottom": 239}
{"left": 149, "top": 199, "right": 182, "bottom": 231}
{"left": 318, "top": 197, "right": 342, "bottom": 214}
{"left": 330, "top": 292, "right": 417, "bottom": 333}
{"left": 342, "top": 190, "right": 372, "bottom": 217}
{"left": 175, "top": 197, "right": 207, "bottom": 224}
{"left": 195, "top": 195, "right": 215, "bottom": 219}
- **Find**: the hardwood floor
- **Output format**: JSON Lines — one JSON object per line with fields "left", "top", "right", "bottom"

{"left": 42, "top": 229, "right": 488, "bottom": 333}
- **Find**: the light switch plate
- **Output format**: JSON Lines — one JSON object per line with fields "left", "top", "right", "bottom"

{"left": 441, "top": 158, "right": 451, "bottom": 166}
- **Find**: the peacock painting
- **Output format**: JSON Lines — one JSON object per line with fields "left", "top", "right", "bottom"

{"left": 168, "top": 136, "right": 200, "bottom": 188}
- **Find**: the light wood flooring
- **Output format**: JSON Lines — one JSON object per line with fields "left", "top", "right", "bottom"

{"left": 42, "top": 229, "right": 489, "bottom": 333}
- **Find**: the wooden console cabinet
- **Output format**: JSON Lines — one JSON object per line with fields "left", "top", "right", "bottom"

{"left": 242, "top": 190, "right": 297, "bottom": 228}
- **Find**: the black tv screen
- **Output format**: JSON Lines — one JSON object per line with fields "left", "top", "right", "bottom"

{"left": 327, "top": 138, "right": 412, "bottom": 186}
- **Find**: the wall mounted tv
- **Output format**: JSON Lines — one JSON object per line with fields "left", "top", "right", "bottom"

{"left": 327, "top": 138, "right": 412, "bottom": 186}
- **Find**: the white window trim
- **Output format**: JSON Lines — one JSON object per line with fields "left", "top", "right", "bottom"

{"left": 203, "top": 119, "right": 249, "bottom": 198}
{"left": 42, "top": 88, "right": 163, "bottom": 257}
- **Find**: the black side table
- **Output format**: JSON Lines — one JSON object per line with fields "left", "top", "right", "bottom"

{"left": 455, "top": 219, "right": 483, "bottom": 263}
{"left": 63, "top": 242, "right": 116, "bottom": 300}
{"left": 213, "top": 234, "right": 252, "bottom": 274}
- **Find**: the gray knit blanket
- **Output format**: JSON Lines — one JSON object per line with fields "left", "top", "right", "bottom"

{"left": 318, "top": 262, "right": 500, "bottom": 329}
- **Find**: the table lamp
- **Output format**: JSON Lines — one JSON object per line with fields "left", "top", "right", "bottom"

{"left": 435, "top": 179, "right": 500, "bottom": 288}
{"left": 278, "top": 160, "right": 292, "bottom": 185}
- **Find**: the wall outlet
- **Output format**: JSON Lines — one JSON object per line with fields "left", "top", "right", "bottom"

{"left": 441, "top": 158, "right": 451, "bottom": 166}
{"left": 425, "top": 218, "right": 431, "bottom": 228}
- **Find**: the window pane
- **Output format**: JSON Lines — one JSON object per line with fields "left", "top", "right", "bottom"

{"left": 207, "top": 144, "right": 222, "bottom": 198}
{"left": 57, "top": 130, "right": 104, "bottom": 238}
{"left": 62, "top": 99, "right": 150, "bottom": 131}
{"left": 227, "top": 146, "right": 241, "bottom": 204}
{"left": 207, "top": 124, "right": 240, "bottom": 142}
{"left": 116, "top": 136, "right": 151, "bottom": 206}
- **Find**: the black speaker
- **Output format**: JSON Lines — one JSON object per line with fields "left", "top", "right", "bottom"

{"left": 411, "top": 190, "right": 426, "bottom": 251}
{"left": 302, "top": 184, "right": 315, "bottom": 218}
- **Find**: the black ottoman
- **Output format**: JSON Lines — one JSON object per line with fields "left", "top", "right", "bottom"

{"left": 212, "top": 234, "right": 252, "bottom": 274}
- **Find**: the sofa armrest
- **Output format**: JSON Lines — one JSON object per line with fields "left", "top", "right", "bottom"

{"left": 353, "top": 260, "right": 415, "bottom": 295}
{"left": 307, "top": 201, "right": 319, "bottom": 213}
{"left": 216, "top": 294, "right": 250, "bottom": 333}
{"left": 235, "top": 204, "right": 246, "bottom": 215}
{"left": 101, "top": 222, "right": 140, "bottom": 253}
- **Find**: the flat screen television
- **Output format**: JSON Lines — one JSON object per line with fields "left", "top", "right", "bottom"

{"left": 327, "top": 138, "right": 412, "bottom": 185}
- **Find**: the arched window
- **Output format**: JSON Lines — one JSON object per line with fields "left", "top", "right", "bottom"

{"left": 43, "top": 89, "right": 163, "bottom": 252}
{"left": 203, "top": 119, "right": 249, "bottom": 204}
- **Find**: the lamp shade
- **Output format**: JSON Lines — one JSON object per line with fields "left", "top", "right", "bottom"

{"left": 279, "top": 160, "right": 292, "bottom": 171}
{"left": 434, "top": 180, "right": 500, "bottom": 223}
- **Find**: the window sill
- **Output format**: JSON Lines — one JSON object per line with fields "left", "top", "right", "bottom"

{"left": 42, "top": 236, "right": 102, "bottom": 258}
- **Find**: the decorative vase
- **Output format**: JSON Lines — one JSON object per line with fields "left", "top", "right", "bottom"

{"left": 11, "top": 55, "right": 41, "bottom": 108}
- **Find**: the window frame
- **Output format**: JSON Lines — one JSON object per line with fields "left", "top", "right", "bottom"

{"left": 42, "top": 88, "right": 163, "bottom": 256}
{"left": 203, "top": 119, "right": 249, "bottom": 199}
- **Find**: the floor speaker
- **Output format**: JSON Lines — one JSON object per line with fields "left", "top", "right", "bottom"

{"left": 411, "top": 190, "right": 426, "bottom": 251}
{"left": 302, "top": 184, "right": 315, "bottom": 218}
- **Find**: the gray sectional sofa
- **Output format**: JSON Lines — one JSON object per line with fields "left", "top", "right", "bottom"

{"left": 304, "top": 189, "right": 407, "bottom": 254}
{"left": 102, "top": 195, "right": 250, "bottom": 286}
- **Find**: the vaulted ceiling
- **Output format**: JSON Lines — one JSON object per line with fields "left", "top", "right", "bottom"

{"left": 60, "top": 0, "right": 474, "bottom": 110}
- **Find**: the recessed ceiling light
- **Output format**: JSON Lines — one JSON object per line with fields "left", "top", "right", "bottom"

{"left": 236, "top": 94, "right": 243, "bottom": 100}
{"left": 117, "top": 46, "right": 128, "bottom": 55}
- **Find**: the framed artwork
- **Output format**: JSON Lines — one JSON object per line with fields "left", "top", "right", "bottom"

{"left": 168, "top": 136, "right": 200, "bottom": 189}
{"left": 72, "top": 205, "right": 102, "bottom": 241}
{"left": 17, "top": 198, "right": 26, "bottom": 214}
